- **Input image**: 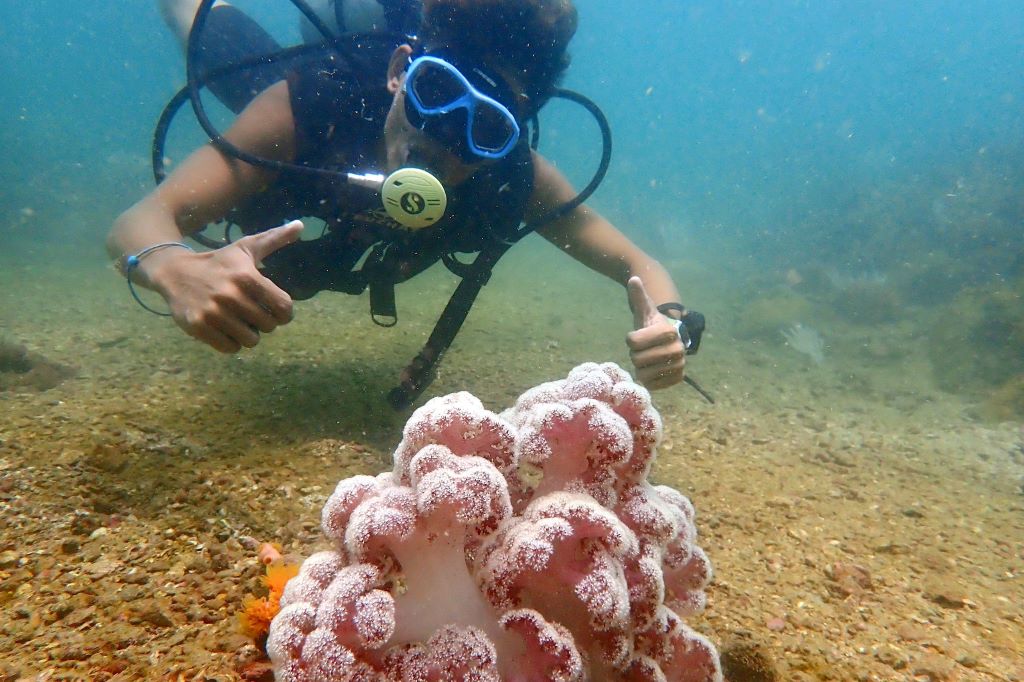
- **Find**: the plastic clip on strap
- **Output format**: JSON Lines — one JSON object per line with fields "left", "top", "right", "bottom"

{"left": 122, "top": 242, "right": 195, "bottom": 316}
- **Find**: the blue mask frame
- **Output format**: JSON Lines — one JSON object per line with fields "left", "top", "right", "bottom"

{"left": 403, "top": 55, "right": 521, "bottom": 161}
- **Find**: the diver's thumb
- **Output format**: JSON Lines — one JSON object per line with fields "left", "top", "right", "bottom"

{"left": 627, "top": 276, "right": 660, "bottom": 330}
{"left": 242, "top": 220, "right": 304, "bottom": 264}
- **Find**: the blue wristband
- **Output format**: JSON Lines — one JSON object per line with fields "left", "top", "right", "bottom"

{"left": 121, "top": 242, "right": 194, "bottom": 317}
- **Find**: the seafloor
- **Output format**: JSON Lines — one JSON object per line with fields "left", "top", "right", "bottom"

{"left": 0, "top": 242, "right": 1021, "bottom": 681}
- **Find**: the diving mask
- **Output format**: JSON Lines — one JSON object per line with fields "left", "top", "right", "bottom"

{"left": 403, "top": 55, "right": 521, "bottom": 162}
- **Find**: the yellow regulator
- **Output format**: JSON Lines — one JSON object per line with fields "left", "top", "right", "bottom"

{"left": 380, "top": 168, "right": 447, "bottom": 229}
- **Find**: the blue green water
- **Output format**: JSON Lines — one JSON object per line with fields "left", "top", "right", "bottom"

{"left": 3, "top": 1, "right": 1021, "bottom": 262}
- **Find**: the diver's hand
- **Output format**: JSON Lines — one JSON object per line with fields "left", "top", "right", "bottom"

{"left": 626, "top": 275, "right": 686, "bottom": 390}
{"left": 147, "top": 220, "right": 303, "bottom": 353}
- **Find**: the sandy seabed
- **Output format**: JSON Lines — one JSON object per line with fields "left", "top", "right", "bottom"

{"left": 0, "top": 247, "right": 1021, "bottom": 681}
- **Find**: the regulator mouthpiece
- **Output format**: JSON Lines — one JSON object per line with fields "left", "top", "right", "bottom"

{"left": 347, "top": 168, "right": 447, "bottom": 230}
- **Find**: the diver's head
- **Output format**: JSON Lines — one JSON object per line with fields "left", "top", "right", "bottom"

{"left": 382, "top": 0, "right": 578, "bottom": 183}
{"left": 418, "top": 0, "right": 578, "bottom": 117}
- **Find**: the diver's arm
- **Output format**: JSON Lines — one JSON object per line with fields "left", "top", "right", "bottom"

{"left": 107, "top": 80, "right": 302, "bottom": 353}
{"left": 530, "top": 153, "right": 687, "bottom": 389}
{"left": 530, "top": 154, "right": 683, "bottom": 311}
{"left": 107, "top": 80, "right": 295, "bottom": 268}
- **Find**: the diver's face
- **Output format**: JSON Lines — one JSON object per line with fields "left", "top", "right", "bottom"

{"left": 384, "top": 46, "right": 483, "bottom": 187}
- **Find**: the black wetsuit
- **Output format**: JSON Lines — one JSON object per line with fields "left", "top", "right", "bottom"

{"left": 196, "top": 6, "right": 534, "bottom": 311}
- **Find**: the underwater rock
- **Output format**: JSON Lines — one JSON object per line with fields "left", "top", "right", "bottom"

{"left": 0, "top": 340, "right": 34, "bottom": 373}
{"left": 829, "top": 280, "right": 904, "bottom": 325}
{"left": 783, "top": 265, "right": 836, "bottom": 297}
{"left": 926, "top": 276, "right": 1024, "bottom": 413}
{"left": 732, "top": 293, "right": 815, "bottom": 341}
{"left": 922, "top": 579, "right": 969, "bottom": 610}
{"left": 979, "top": 374, "right": 1024, "bottom": 422}
{"left": 894, "top": 252, "right": 977, "bottom": 306}
{"left": 719, "top": 635, "right": 781, "bottom": 682}
{"left": 910, "top": 652, "right": 956, "bottom": 681}
{"left": 825, "top": 562, "right": 872, "bottom": 598}
{"left": 0, "top": 338, "right": 75, "bottom": 392}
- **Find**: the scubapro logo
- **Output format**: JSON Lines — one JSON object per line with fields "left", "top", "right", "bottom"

{"left": 400, "top": 192, "right": 426, "bottom": 215}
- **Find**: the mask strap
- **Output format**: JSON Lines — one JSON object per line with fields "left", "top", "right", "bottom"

{"left": 333, "top": 0, "right": 347, "bottom": 33}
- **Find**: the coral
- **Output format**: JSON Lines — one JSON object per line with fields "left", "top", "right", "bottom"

{"left": 264, "top": 563, "right": 301, "bottom": 599}
{"left": 781, "top": 324, "right": 826, "bottom": 365}
{"left": 240, "top": 594, "right": 280, "bottom": 642}
{"left": 240, "top": 546, "right": 301, "bottom": 643}
{"left": 267, "top": 362, "right": 721, "bottom": 681}
{"left": 260, "top": 542, "right": 285, "bottom": 566}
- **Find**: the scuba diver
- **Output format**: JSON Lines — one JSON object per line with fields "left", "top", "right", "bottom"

{"left": 108, "top": 0, "right": 705, "bottom": 407}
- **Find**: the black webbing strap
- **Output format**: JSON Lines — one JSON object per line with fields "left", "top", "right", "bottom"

{"left": 332, "top": 0, "right": 347, "bottom": 33}
{"left": 386, "top": 243, "right": 509, "bottom": 409}
{"left": 369, "top": 279, "right": 398, "bottom": 326}
{"left": 364, "top": 242, "right": 400, "bottom": 326}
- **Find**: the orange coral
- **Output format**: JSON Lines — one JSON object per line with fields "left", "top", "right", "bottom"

{"left": 239, "top": 557, "right": 300, "bottom": 642}
{"left": 263, "top": 561, "right": 299, "bottom": 595}
{"left": 238, "top": 595, "right": 278, "bottom": 640}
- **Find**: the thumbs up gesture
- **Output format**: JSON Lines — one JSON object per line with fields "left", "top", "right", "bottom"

{"left": 150, "top": 220, "right": 304, "bottom": 353}
{"left": 625, "top": 276, "right": 686, "bottom": 390}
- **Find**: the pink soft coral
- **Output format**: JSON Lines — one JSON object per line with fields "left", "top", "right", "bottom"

{"left": 268, "top": 362, "right": 721, "bottom": 681}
